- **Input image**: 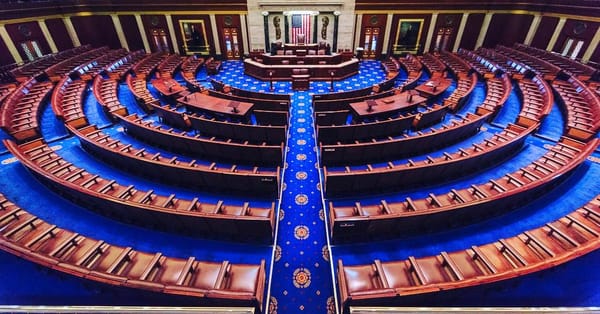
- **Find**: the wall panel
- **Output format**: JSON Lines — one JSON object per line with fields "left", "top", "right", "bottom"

{"left": 530, "top": 16, "right": 559, "bottom": 49}
{"left": 141, "top": 14, "right": 172, "bottom": 52}
{"left": 119, "top": 14, "right": 144, "bottom": 51}
{"left": 71, "top": 15, "right": 121, "bottom": 49}
{"left": 553, "top": 19, "right": 599, "bottom": 56}
{"left": 5, "top": 21, "right": 51, "bottom": 61}
{"left": 360, "top": 14, "right": 388, "bottom": 57}
{"left": 432, "top": 13, "right": 462, "bottom": 52}
{"left": 389, "top": 13, "right": 432, "bottom": 56}
{"left": 215, "top": 14, "right": 244, "bottom": 57}
{"left": 0, "top": 36, "right": 14, "bottom": 65}
{"left": 483, "top": 13, "right": 533, "bottom": 47}
{"left": 458, "top": 13, "right": 484, "bottom": 50}
{"left": 171, "top": 14, "right": 213, "bottom": 55}
{"left": 590, "top": 45, "right": 600, "bottom": 64}
{"left": 45, "top": 18, "right": 73, "bottom": 51}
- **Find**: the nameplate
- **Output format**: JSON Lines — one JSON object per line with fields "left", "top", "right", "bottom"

{"left": 324, "top": 148, "right": 336, "bottom": 152}
{"left": 340, "top": 223, "right": 355, "bottom": 228}
{"left": 261, "top": 177, "right": 274, "bottom": 182}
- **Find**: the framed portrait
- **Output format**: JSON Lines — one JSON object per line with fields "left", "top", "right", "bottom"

{"left": 393, "top": 19, "right": 424, "bottom": 54}
{"left": 179, "top": 20, "right": 210, "bottom": 55}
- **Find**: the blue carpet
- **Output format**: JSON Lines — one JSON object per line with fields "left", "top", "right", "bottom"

{"left": 0, "top": 129, "right": 12, "bottom": 154}
{"left": 268, "top": 91, "right": 335, "bottom": 314}
{"left": 210, "top": 60, "right": 388, "bottom": 313}
{"left": 537, "top": 98, "right": 565, "bottom": 141}
{"left": 332, "top": 136, "right": 550, "bottom": 205}
{"left": 45, "top": 135, "right": 272, "bottom": 205}
{"left": 332, "top": 159, "right": 600, "bottom": 306}
{"left": 1, "top": 60, "right": 600, "bottom": 312}
{"left": 100, "top": 125, "right": 271, "bottom": 172}
{"left": 394, "top": 69, "right": 408, "bottom": 88}
{"left": 118, "top": 82, "right": 146, "bottom": 116}
{"left": 492, "top": 83, "right": 519, "bottom": 126}
{"left": 332, "top": 160, "right": 600, "bottom": 260}
{"left": 0, "top": 160, "right": 270, "bottom": 260}
{"left": 83, "top": 87, "right": 113, "bottom": 128}
{"left": 456, "top": 81, "right": 487, "bottom": 115}
{"left": 0, "top": 149, "right": 272, "bottom": 306}
{"left": 0, "top": 72, "right": 274, "bottom": 308}
{"left": 40, "top": 98, "right": 69, "bottom": 141}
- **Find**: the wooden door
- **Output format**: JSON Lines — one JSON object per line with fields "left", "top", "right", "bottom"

{"left": 150, "top": 28, "right": 170, "bottom": 52}
{"left": 222, "top": 27, "right": 241, "bottom": 59}
{"left": 363, "top": 27, "right": 380, "bottom": 59}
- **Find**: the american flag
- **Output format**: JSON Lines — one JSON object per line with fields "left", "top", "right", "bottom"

{"left": 291, "top": 14, "right": 311, "bottom": 44}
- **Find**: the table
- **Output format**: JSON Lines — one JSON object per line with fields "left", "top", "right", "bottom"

{"left": 415, "top": 78, "right": 452, "bottom": 98}
{"left": 152, "top": 78, "right": 188, "bottom": 98}
{"left": 349, "top": 91, "right": 427, "bottom": 119}
{"left": 177, "top": 92, "right": 254, "bottom": 121}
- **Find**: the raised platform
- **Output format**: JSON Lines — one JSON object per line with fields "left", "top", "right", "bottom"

{"left": 243, "top": 58, "right": 360, "bottom": 81}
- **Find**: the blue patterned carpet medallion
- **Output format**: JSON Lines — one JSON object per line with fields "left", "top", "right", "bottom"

{"left": 211, "top": 60, "right": 387, "bottom": 313}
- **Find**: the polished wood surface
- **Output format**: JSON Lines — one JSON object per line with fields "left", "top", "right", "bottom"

{"left": 256, "top": 53, "right": 342, "bottom": 65}
{"left": 178, "top": 92, "right": 254, "bottom": 120}
{"left": 243, "top": 58, "right": 359, "bottom": 81}
{"left": 415, "top": 77, "right": 452, "bottom": 98}
{"left": 349, "top": 90, "right": 427, "bottom": 119}
{"left": 151, "top": 78, "right": 188, "bottom": 98}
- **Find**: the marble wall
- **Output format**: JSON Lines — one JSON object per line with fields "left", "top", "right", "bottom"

{"left": 246, "top": 0, "right": 355, "bottom": 51}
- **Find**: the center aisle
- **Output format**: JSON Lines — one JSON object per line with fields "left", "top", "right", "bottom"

{"left": 211, "top": 60, "right": 386, "bottom": 313}
{"left": 268, "top": 90, "right": 335, "bottom": 313}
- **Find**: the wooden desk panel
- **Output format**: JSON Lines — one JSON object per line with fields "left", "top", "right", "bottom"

{"left": 151, "top": 78, "right": 188, "bottom": 98}
{"left": 349, "top": 91, "right": 427, "bottom": 119}
{"left": 178, "top": 92, "right": 254, "bottom": 121}
{"left": 244, "top": 58, "right": 359, "bottom": 81}
{"left": 258, "top": 53, "right": 342, "bottom": 65}
{"left": 415, "top": 78, "right": 452, "bottom": 98}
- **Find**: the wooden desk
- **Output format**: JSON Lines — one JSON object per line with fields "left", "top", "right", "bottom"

{"left": 257, "top": 53, "right": 343, "bottom": 65}
{"left": 152, "top": 78, "right": 188, "bottom": 98}
{"left": 178, "top": 92, "right": 254, "bottom": 121}
{"left": 349, "top": 91, "right": 427, "bottom": 119}
{"left": 244, "top": 58, "right": 359, "bottom": 81}
{"left": 284, "top": 43, "right": 318, "bottom": 50}
{"left": 415, "top": 78, "right": 452, "bottom": 98}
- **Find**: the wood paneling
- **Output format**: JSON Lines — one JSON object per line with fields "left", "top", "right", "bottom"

{"left": 432, "top": 13, "right": 462, "bottom": 52}
{"left": 215, "top": 14, "right": 243, "bottom": 57}
{"left": 553, "top": 19, "right": 599, "bottom": 56}
{"left": 483, "top": 13, "right": 533, "bottom": 48}
{"left": 458, "top": 13, "right": 484, "bottom": 50}
{"left": 5, "top": 21, "right": 51, "bottom": 61}
{"left": 0, "top": 0, "right": 246, "bottom": 21}
{"left": 0, "top": 36, "right": 14, "bottom": 65}
{"left": 119, "top": 15, "right": 144, "bottom": 51}
{"left": 71, "top": 15, "right": 121, "bottom": 49}
{"left": 45, "top": 18, "right": 73, "bottom": 51}
{"left": 171, "top": 14, "right": 213, "bottom": 55}
{"left": 531, "top": 16, "right": 559, "bottom": 49}
{"left": 360, "top": 14, "right": 388, "bottom": 57}
{"left": 355, "top": 0, "right": 600, "bottom": 16}
{"left": 141, "top": 14, "right": 172, "bottom": 52}
{"left": 389, "top": 14, "right": 432, "bottom": 56}
{"left": 591, "top": 45, "right": 600, "bottom": 64}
